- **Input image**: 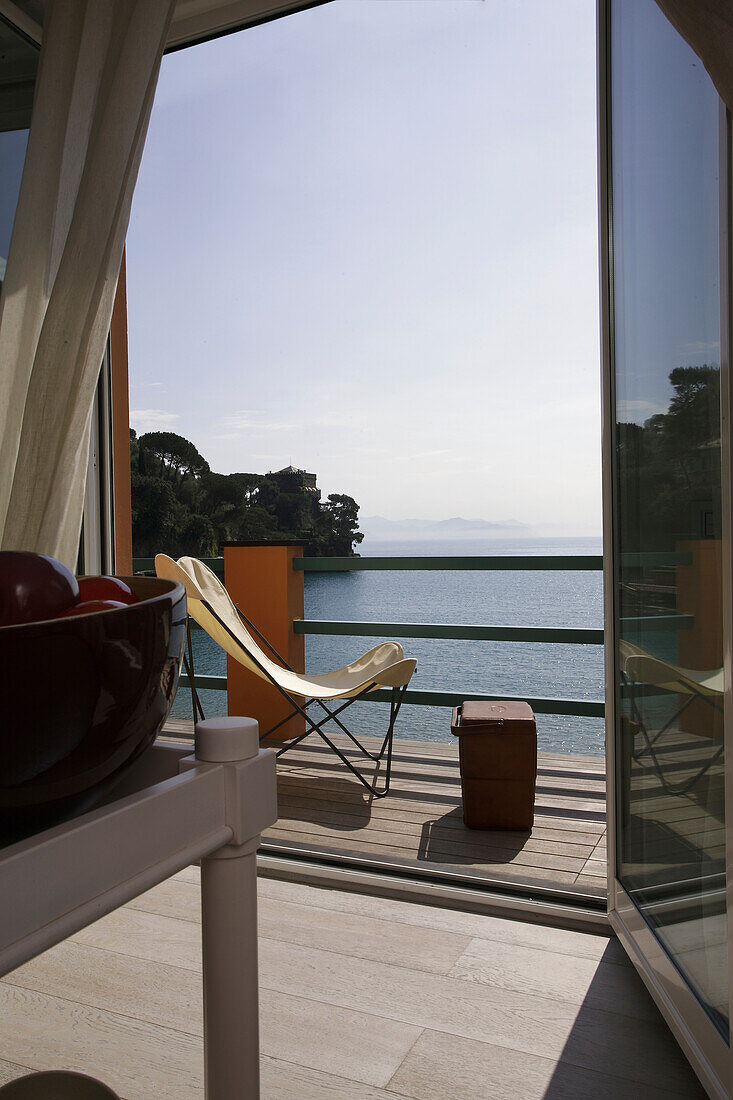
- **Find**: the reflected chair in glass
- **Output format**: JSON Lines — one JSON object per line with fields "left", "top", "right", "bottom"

{"left": 155, "top": 554, "right": 416, "bottom": 798}
{"left": 620, "top": 639, "right": 723, "bottom": 796}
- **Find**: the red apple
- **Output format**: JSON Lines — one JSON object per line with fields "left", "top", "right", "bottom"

{"left": 60, "top": 599, "right": 127, "bottom": 617}
{"left": 0, "top": 551, "right": 80, "bottom": 626}
{"left": 78, "top": 575, "right": 138, "bottom": 605}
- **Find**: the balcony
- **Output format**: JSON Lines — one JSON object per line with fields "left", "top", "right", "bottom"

{"left": 142, "top": 549, "right": 609, "bottom": 907}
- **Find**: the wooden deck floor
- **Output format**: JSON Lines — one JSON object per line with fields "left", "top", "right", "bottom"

{"left": 0, "top": 869, "right": 706, "bottom": 1098}
{"left": 165, "top": 719, "right": 607, "bottom": 898}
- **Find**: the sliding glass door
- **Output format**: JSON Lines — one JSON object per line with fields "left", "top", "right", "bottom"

{"left": 602, "top": 0, "right": 731, "bottom": 1093}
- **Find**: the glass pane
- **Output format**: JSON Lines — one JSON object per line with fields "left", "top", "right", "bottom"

{"left": 0, "top": 16, "right": 39, "bottom": 298}
{"left": 611, "top": 0, "right": 727, "bottom": 1035}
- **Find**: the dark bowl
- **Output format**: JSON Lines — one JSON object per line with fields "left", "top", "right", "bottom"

{"left": 0, "top": 575, "right": 186, "bottom": 842}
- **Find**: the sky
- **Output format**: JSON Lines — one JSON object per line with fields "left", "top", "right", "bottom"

{"left": 611, "top": 0, "right": 720, "bottom": 428}
{"left": 126, "top": 0, "right": 601, "bottom": 535}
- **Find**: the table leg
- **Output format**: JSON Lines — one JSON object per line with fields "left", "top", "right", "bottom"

{"left": 201, "top": 837, "right": 261, "bottom": 1100}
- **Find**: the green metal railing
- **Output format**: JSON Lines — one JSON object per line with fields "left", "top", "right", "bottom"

{"left": 132, "top": 552, "right": 692, "bottom": 720}
{"left": 294, "top": 550, "right": 691, "bottom": 572}
{"left": 295, "top": 554, "right": 606, "bottom": 717}
{"left": 295, "top": 554, "right": 603, "bottom": 572}
{"left": 294, "top": 620, "right": 603, "bottom": 645}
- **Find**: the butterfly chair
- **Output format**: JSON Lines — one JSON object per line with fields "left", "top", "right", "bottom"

{"left": 155, "top": 555, "right": 416, "bottom": 798}
{"left": 620, "top": 639, "right": 723, "bottom": 796}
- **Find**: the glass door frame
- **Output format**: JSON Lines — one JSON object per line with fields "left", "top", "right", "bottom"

{"left": 79, "top": 341, "right": 116, "bottom": 576}
{"left": 599, "top": 0, "right": 732, "bottom": 1094}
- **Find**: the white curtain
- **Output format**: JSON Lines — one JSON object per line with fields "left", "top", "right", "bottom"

{"left": 655, "top": 1, "right": 733, "bottom": 112}
{"left": 0, "top": 0, "right": 175, "bottom": 568}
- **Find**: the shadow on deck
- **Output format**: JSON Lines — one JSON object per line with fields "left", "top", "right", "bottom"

{"left": 164, "top": 718, "right": 607, "bottom": 898}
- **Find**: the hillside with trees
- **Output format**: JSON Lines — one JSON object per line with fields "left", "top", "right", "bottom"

{"left": 130, "top": 430, "right": 364, "bottom": 558}
{"left": 616, "top": 364, "right": 721, "bottom": 550}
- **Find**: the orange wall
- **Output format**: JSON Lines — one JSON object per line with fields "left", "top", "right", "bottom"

{"left": 676, "top": 539, "right": 723, "bottom": 737}
{"left": 676, "top": 539, "right": 723, "bottom": 671}
{"left": 223, "top": 543, "right": 305, "bottom": 742}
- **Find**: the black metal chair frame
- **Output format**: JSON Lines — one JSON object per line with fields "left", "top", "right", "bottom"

{"left": 182, "top": 603, "right": 408, "bottom": 799}
{"left": 622, "top": 669, "right": 723, "bottom": 797}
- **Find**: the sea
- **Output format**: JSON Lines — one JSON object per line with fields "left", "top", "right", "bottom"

{"left": 170, "top": 536, "right": 605, "bottom": 757}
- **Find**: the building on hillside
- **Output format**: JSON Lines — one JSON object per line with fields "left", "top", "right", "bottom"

{"left": 267, "top": 465, "right": 320, "bottom": 498}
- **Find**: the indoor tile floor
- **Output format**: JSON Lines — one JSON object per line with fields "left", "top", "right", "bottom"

{"left": 0, "top": 869, "right": 707, "bottom": 1099}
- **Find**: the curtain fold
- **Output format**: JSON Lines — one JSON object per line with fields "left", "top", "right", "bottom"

{"left": 655, "top": 1, "right": 733, "bottom": 113}
{"left": 0, "top": 0, "right": 175, "bottom": 568}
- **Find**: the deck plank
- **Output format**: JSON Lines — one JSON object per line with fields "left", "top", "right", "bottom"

{"left": 265, "top": 830, "right": 583, "bottom": 884}
{"left": 164, "top": 721, "right": 608, "bottom": 894}
{"left": 266, "top": 820, "right": 589, "bottom": 871}
{"left": 269, "top": 734, "right": 606, "bottom": 892}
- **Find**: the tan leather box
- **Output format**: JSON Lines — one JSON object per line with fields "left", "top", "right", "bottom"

{"left": 451, "top": 701, "right": 537, "bottom": 829}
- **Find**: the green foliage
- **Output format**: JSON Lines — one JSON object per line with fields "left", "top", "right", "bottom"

{"left": 138, "top": 431, "right": 210, "bottom": 483}
{"left": 129, "top": 429, "right": 363, "bottom": 558}
{"left": 617, "top": 364, "right": 721, "bottom": 553}
{"left": 309, "top": 494, "right": 365, "bottom": 557}
{"left": 130, "top": 472, "right": 180, "bottom": 556}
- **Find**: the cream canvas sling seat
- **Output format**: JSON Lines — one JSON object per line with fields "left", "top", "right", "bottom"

{"left": 155, "top": 555, "right": 416, "bottom": 797}
{"left": 620, "top": 639, "right": 723, "bottom": 796}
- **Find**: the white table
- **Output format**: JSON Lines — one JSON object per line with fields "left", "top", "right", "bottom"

{"left": 0, "top": 720, "right": 277, "bottom": 1099}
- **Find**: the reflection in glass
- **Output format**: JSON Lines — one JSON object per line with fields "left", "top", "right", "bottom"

{"left": 611, "top": 0, "right": 727, "bottom": 1036}
{"left": 0, "top": 16, "right": 38, "bottom": 298}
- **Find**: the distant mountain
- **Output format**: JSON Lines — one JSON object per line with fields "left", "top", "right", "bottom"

{"left": 360, "top": 515, "right": 531, "bottom": 539}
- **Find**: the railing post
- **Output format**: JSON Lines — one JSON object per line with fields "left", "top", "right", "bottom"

{"left": 222, "top": 540, "right": 306, "bottom": 742}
